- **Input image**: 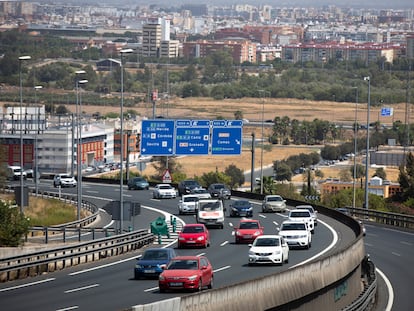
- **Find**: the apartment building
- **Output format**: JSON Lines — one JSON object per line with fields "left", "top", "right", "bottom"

{"left": 282, "top": 41, "right": 402, "bottom": 64}
{"left": 182, "top": 39, "right": 257, "bottom": 64}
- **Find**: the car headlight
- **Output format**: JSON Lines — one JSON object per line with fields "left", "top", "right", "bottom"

{"left": 231, "top": 207, "right": 237, "bottom": 212}
{"left": 178, "top": 237, "right": 185, "bottom": 241}
{"left": 273, "top": 250, "right": 281, "bottom": 255}
{"left": 135, "top": 264, "right": 142, "bottom": 269}
{"left": 236, "top": 231, "right": 242, "bottom": 236}
{"left": 253, "top": 231, "right": 261, "bottom": 236}
{"left": 187, "top": 275, "right": 198, "bottom": 281}
{"left": 247, "top": 207, "right": 253, "bottom": 211}
{"left": 197, "top": 236, "right": 205, "bottom": 241}
{"left": 248, "top": 250, "right": 255, "bottom": 256}
{"left": 159, "top": 275, "right": 165, "bottom": 281}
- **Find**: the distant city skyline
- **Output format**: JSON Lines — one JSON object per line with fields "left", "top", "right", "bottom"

{"left": 32, "top": 0, "right": 414, "bottom": 10}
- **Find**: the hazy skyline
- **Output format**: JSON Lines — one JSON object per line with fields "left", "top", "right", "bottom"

{"left": 33, "top": 0, "right": 414, "bottom": 10}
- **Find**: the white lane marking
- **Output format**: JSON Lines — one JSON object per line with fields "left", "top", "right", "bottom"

{"left": 273, "top": 221, "right": 279, "bottom": 226}
{"left": 290, "top": 219, "right": 338, "bottom": 268}
{"left": 64, "top": 283, "right": 99, "bottom": 293}
{"left": 220, "top": 241, "right": 229, "bottom": 246}
{"left": 228, "top": 222, "right": 234, "bottom": 227}
{"left": 144, "top": 286, "right": 159, "bottom": 292}
{"left": 196, "top": 253, "right": 206, "bottom": 257}
{"left": 391, "top": 252, "right": 401, "bottom": 257}
{"left": 376, "top": 268, "right": 394, "bottom": 311}
{"left": 401, "top": 241, "right": 412, "bottom": 246}
{"left": 85, "top": 190, "right": 99, "bottom": 194}
{"left": 364, "top": 242, "right": 373, "bottom": 247}
{"left": 0, "top": 278, "right": 56, "bottom": 292}
{"left": 214, "top": 265, "right": 231, "bottom": 273}
{"left": 56, "top": 306, "right": 79, "bottom": 311}
{"left": 259, "top": 214, "right": 266, "bottom": 218}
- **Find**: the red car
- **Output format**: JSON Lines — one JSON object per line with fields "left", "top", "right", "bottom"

{"left": 158, "top": 256, "right": 213, "bottom": 292}
{"left": 178, "top": 224, "right": 210, "bottom": 248}
{"left": 234, "top": 219, "right": 264, "bottom": 244}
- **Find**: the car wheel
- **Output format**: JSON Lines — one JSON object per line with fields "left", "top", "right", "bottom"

{"left": 285, "top": 256, "right": 289, "bottom": 264}
{"left": 207, "top": 276, "right": 213, "bottom": 289}
{"left": 220, "top": 224, "right": 224, "bottom": 229}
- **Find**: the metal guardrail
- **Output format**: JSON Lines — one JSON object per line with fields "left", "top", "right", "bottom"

{"left": 0, "top": 229, "right": 155, "bottom": 282}
{"left": 342, "top": 258, "right": 377, "bottom": 311}
{"left": 345, "top": 206, "right": 414, "bottom": 230}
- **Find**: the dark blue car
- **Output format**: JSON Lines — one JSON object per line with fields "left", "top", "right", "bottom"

{"left": 229, "top": 199, "right": 253, "bottom": 217}
{"left": 134, "top": 248, "right": 177, "bottom": 279}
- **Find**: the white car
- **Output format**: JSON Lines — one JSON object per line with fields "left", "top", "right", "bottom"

{"left": 178, "top": 195, "right": 199, "bottom": 214}
{"left": 288, "top": 209, "right": 315, "bottom": 234}
{"left": 262, "top": 195, "right": 287, "bottom": 213}
{"left": 190, "top": 188, "right": 212, "bottom": 199}
{"left": 152, "top": 184, "right": 177, "bottom": 199}
{"left": 296, "top": 205, "right": 318, "bottom": 226}
{"left": 53, "top": 174, "right": 77, "bottom": 188}
{"left": 248, "top": 235, "right": 289, "bottom": 265}
{"left": 278, "top": 220, "right": 312, "bottom": 249}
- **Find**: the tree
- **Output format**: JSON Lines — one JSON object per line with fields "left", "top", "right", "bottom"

{"left": 56, "top": 105, "right": 69, "bottom": 115}
{"left": 199, "top": 171, "right": 231, "bottom": 188}
{"left": 151, "top": 156, "right": 182, "bottom": 181}
{"left": 273, "top": 162, "right": 292, "bottom": 182}
{"left": 0, "top": 199, "right": 30, "bottom": 246}
{"left": 398, "top": 152, "right": 414, "bottom": 201}
{"left": 224, "top": 164, "right": 244, "bottom": 189}
{"left": 373, "top": 167, "right": 386, "bottom": 180}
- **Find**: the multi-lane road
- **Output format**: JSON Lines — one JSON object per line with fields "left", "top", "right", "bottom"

{"left": 1, "top": 181, "right": 412, "bottom": 311}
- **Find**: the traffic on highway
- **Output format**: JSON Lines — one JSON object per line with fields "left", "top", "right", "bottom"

{"left": 0, "top": 179, "right": 411, "bottom": 310}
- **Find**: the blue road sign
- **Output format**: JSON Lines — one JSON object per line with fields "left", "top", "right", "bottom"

{"left": 211, "top": 120, "right": 243, "bottom": 155}
{"left": 175, "top": 120, "right": 210, "bottom": 155}
{"left": 141, "top": 120, "right": 174, "bottom": 156}
{"left": 381, "top": 107, "right": 393, "bottom": 117}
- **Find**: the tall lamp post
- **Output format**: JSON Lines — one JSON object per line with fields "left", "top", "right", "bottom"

{"left": 19, "top": 55, "right": 31, "bottom": 212}
{"left": 352, "top": 87, "right": 358, "bottom": 209}
{"left": 75, "top": 70, "right": 87, "bottom": 220}
{"left": 34, "top": 85, "right": 42, "bottom": 196}
{"left": 363, "top": 77, "right": 371, "bottom": 210}
{"left": 119, "top": 48, "right": 133, "bottom": 233}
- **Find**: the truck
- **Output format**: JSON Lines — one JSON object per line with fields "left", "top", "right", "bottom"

{"left": 196, "top": 199, "right": 225, "bottom": 229}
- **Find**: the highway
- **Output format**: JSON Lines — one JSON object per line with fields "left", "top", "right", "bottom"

{"left": 0, "top": 181, "right": 411, "bottom": 310}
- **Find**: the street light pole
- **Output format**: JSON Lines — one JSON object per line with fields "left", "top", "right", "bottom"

{"left": 260, "top": 93, "right": 265, "bottom": 195}
{"left": 34, "top": 85, "right": 42, "bottom": 196}
{"left": 352, "top": 87, "right": 358, "bottom": 209}
{"left": 120, "top": 48, "right": 133, "bottom": 233}
{"left": 19, "top": 55, "right": 31, "bottom": 212}
{"left": 363, "top": 77, "right": 371, "bottom": 210}
{"left": 75, "top": 70, "right": 87, "bottom": 221}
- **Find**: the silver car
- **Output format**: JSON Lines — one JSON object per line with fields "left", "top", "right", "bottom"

{"left": 262, "top": 195, "right": 287, "bottom": 213}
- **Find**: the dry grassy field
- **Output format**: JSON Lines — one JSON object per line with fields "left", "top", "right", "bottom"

{"left": 3, "top": 96, "right": 403, "bottom": 184}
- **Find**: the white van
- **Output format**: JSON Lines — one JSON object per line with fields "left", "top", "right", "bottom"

{"left": 196, "top": 199, "right": 225, "bottom": 229}
{"left": 7, "top": 166, "right": 27, "bottom": 180}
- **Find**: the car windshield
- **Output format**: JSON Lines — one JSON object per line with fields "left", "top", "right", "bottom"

{"left": 290, "top": 211, "right": 311, "bottom": 217}
{"left": 159, "top": 185, "right": 172, "bottom": 189}
{"left": 298, "top": 207, "right": 313, "bottom": 213}
{"left": 281, "top": 223, "right": 306, "bottom": 230}
{"left": 183, "top": 196, "right": 198, "bottom": 202}
{"left": 214, "top": 184, "right": 224, "bottom": 189}
{"left": 255, "top": 238, "right": 280, "bottom": 247}
{"left": 134, "top": 178, "right": 145, "bottom": 182}
{"left": 239, "top": 222, "right": 259, "bottom": 229}
{"left": 168, "top": 260, "right": 199, "bottom": 270}
{"left": 182, "top": 226, "right": 204, "bottom": 233}
{"left": 200, "top": 202, "right": 221, "bottom": 211}
{"left": 142, "top": 250, "right": 168, "bottom": 260}
{"left": 234, "top": 201, "right": 250, "bottom": 208}
{"left": 193, "top": 189, "right": 208, "bottom": 193}
{"left": 60, "top": 175, "right": 71, "bottom": 179}
{"left": 267, "top": 196, "right": 282, "bottom": 202}
{"left": 185, "top": 181, "right": 198, "bottom": 186}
